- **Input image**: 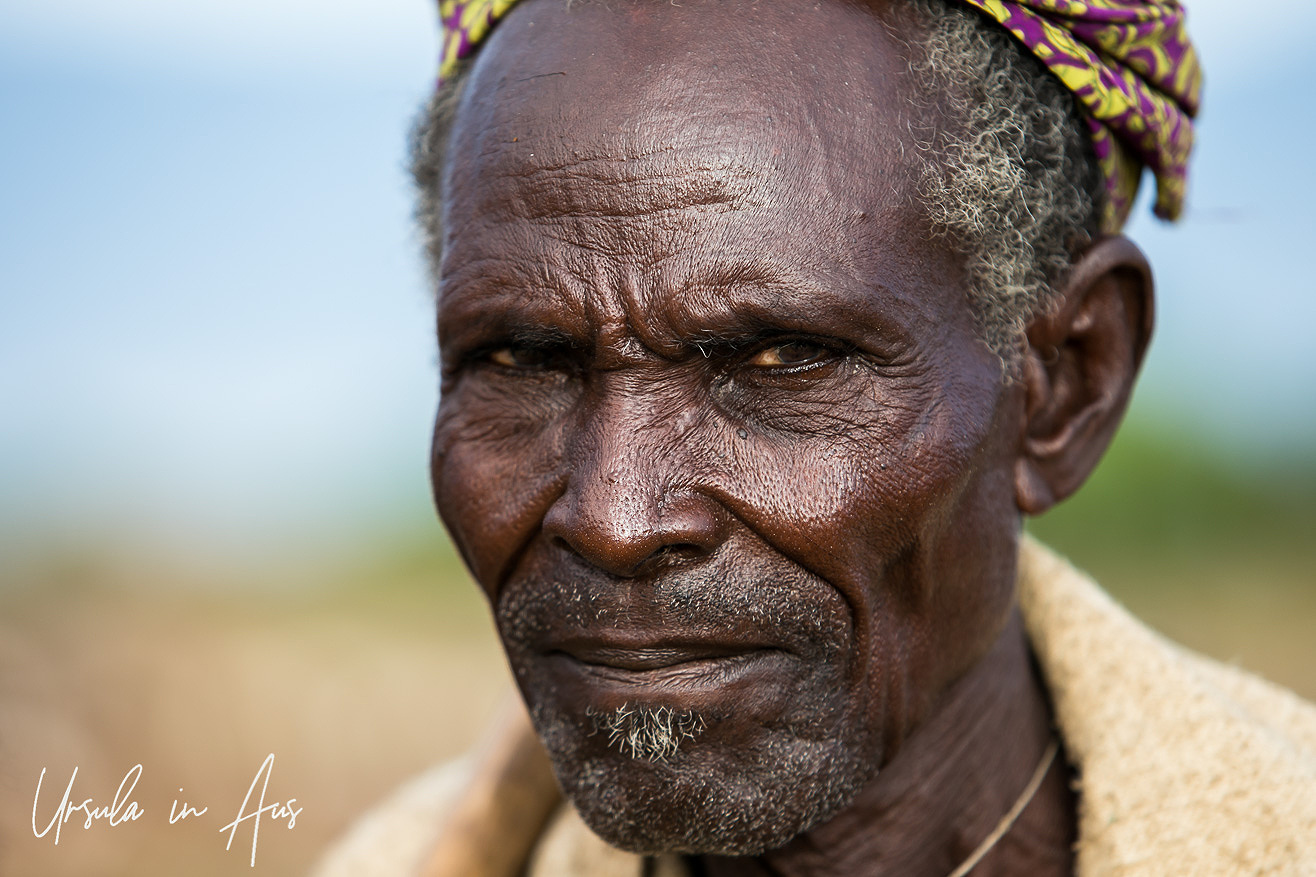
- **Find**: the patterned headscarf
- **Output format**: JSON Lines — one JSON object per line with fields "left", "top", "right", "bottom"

{"left": 436, "top": 0, "right": 1202, "bottom": 233}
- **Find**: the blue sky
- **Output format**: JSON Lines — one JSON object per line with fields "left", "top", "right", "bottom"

{"left": 2, "top": 0, "right": 1314, "bottom": 578}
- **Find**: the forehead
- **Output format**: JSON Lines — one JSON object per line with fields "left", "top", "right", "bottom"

{"left": 447, "top": 0, "right": 922, "bottom": 217}
{"left": 439, "top": 0, "right": 968, "bottom": 341}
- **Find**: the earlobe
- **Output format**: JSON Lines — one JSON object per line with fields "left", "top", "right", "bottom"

{"left": 1014, "top": 236, "right": 1154, "bottom": 516}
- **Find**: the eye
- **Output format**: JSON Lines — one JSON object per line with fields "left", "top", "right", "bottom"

{"left": 487, "top": 344, "right": 557, "bottom": 370}
{"left": 747, "top": 340, "right": 832, "bottom": 369}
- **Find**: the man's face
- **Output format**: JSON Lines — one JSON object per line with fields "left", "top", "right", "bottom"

{"left": 432, "top": 0, "right": 1027, "bottom": 856}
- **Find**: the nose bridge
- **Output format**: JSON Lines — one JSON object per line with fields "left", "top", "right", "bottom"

{"left": 544, "top": 370, "right": 724, "bottom": 576}
{"left": 591, "top": 370, "right": 690, "bottom": 476}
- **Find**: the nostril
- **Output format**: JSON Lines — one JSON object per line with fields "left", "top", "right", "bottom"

{"left": 655, "top": 543, "right": 702, "bottom": 560}
{"left": 542, "top": 481, "right": 728, "bottom": 577}
{"left": 639, "top": 542, "right": 707, "bottom": 572}
{"left": 548, "top": 530, "right": 712, "bottom": 578}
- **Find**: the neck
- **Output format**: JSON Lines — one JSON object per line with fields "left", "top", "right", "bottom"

{"left": 697, "top": 611, "right": 1075, "bottom": 877}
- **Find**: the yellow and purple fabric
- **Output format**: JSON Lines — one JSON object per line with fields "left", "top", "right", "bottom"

{"left": 958, "top": 0, "right": 1201, "bottom": 231}
{"left": 438, "top": 0, "right": 520, "bottom": 83}
{"left": 436, "top": 0, "right": 1202, "bottom": 233}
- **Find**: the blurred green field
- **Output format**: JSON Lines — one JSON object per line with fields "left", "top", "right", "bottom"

{"left": 1027, "top": 422, "right": 1316, "bottom": 692}
{"left": 1, "top": 417, "right": 1312, "bottom": 877}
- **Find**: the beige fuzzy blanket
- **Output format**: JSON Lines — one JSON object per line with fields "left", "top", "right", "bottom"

{"left": 317, "top": 539, "right": 1316, "bottom": 876}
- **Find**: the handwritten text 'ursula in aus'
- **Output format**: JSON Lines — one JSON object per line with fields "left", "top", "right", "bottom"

{"left": 32, "top": 753, "right": 302, "bottom": 867}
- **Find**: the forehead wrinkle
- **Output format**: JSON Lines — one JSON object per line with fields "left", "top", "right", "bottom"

{"left": 635, "top": 202, "right": 887, "bottom": 329}
{"left": 439, "top": 248, "right": 591, "bottom": 338}
{"left": 447, "top": 2, "right": 931, "bottom": 272}
{"left": 452, "top": 0, "right": 929, "bottom": 222}
{"left": 463, "top": 137, "right": 766, "bottom": 231}
{"left": 443, "top": 215, "right": 684, "bottom": 357}
{"left": 453, "top": 15, "right": 880, "bottom": 229}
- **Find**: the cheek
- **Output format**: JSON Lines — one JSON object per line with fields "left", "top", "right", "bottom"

{"left": 714, "top": 380, "right": 934, "bottom": 584}
{"left": 724, "top": 365, "right": 1005, "bottom": 575}
{"left": 712, "top": 369, "right": 1010, "bottom": 722}
{"left": 431, "top": 390, "right": 568, "bottom": 593}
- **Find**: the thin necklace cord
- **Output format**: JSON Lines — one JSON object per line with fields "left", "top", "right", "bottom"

{"left": 945, "top": 737, "right": 1062, "bottom": 877}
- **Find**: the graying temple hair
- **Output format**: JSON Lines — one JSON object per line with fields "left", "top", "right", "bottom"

{"left": 409, "top": 0, "right": 1102, "bottom": 361}
{"left": 901, "top": 0, "right": 1100, "bottom": 358}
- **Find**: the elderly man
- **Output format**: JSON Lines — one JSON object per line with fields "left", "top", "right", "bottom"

{"left": 320, "top": 0, "right": 1316, "bottom": 874}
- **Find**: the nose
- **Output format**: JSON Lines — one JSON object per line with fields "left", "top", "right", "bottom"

{"left": 541, "top": 390, "right": 728, "bottom": 578}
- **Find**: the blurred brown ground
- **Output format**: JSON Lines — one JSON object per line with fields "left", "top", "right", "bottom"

{"left": 0, "top": 562, "right": 510, "bottom": 877}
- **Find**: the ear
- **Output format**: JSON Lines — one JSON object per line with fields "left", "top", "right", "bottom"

{"left": 1014, "top": 236, "right": 1154, "bottom": 515}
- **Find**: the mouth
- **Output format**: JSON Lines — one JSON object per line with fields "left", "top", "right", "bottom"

{"left": 558, "top": 641, "right": 764, "bottom": 669}
{"left": 544, "top": 638, "right": 788, "bottom": 689}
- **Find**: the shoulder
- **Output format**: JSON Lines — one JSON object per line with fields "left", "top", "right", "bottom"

{"left": 312, "top": 758, "right": 475, "bottom": 877}
{"left": 1018, "top": 538, "right": 1316, "bottom": 875}
{"left": 314, "top": 701, "right": 564, "bottom": 876}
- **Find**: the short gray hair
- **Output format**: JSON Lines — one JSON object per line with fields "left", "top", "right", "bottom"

{"left": 903, "top": 0, "right": 1101, "bottom": 359}
{"left": 410, "top": 0, "right": 1103, "bottom": 361}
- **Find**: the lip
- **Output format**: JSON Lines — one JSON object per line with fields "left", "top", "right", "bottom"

{"left": 542, "top": 638, "right": 789, "bottom": 691}
{"left": 554, "top": 641, "right": 764, "bottom": 671}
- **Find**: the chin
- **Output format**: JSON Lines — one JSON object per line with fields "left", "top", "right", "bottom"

{"left": 522, "top": 679, "right": 876, "bottom": 856}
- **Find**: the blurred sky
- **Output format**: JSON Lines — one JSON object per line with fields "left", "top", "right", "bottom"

{"left": 2, "top": 0, "right": 1314, "bottom": 582}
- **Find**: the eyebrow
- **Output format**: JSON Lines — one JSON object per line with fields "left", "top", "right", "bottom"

{"left": 659, "top": 270, "right": 912, "bottom": 350}
{"left": 437, "top": 254, "right": 916, "bottom": 359}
